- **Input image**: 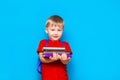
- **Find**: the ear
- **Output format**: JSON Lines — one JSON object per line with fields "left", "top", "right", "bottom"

{"left": 45, "top": 29, "right": 48, "bottom": 34}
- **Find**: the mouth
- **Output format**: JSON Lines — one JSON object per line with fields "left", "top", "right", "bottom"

{"left": 53, "top": 36, "right": 58, "bottom": 38}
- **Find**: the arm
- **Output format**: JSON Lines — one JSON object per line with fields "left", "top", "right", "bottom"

{"left": 39, "top": 52, "right": 59, "bottom": 63}
{"left": 60, "top": 42, "right": 72, "bottom": 64}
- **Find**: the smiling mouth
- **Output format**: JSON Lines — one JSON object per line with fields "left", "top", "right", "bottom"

{"left": 53, "top": 36, "right": 58, "bottom": 38}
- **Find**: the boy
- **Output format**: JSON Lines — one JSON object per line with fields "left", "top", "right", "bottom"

{"left": 37, "top": 15, "right": 72, "bottom": 80}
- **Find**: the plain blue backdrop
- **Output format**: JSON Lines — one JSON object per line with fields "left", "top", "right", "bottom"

{"left": 0, "top": 0, "right": 120, "bottom": 80}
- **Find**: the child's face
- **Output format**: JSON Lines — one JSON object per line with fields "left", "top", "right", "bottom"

{"left": 46, "top": 23, "right": 63, "bottom": 41}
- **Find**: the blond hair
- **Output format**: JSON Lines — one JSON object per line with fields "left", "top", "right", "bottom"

{"left": 46, "top": 15, "right": 64, "bottom": 28}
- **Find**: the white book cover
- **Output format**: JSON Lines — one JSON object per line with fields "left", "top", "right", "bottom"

{"left": 42, "top": 47, "right": 65, "bottom": 51}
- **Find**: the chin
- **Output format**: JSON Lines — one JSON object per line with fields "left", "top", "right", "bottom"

{"left": 53, "top": 39, "right": 59, "bottom": 41}
{"left": 52, "top": 38, "right": 60, "bottom": 41}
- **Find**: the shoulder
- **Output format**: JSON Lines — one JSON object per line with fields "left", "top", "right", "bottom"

{"left": 62, "top": 41, "right": 70, "bottom": 47}
{"left": 62, "top": 41, "right": 72, "bottom": 53}
{"left": 40, "top": 39, "right": 46, "bottom": 42}
{"left": 63, "top": 41, "right": 69, "bottom": 45}
{"left": 39, "top": 39, "right": 47, "bottom": 44}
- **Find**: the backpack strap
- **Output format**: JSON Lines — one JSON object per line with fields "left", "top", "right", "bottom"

{"left": 46, "top": 40, "right": 49, "bottom": 47}
{"left": 61, "top": 41, "right": 65, "bottom": 47}
{"left": 37, "top": 40, "right": 49, "bottom": 74}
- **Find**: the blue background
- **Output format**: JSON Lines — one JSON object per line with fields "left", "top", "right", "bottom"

{"left": 0, "top": 0, "right": 120, "bottom": 80}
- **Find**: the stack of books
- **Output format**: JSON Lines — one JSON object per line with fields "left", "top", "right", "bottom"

{"left": 42, "top": 47, "right": 71, "bottom": 58}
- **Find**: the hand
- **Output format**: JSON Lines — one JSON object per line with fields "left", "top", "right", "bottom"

{"left": 59, "top": 52, "right": 71, "bottom": 64}
{"left": 49, "top": 52, "right": 59, "bottom": 61}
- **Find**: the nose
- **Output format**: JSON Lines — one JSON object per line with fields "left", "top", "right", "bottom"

{"left": 54, "top": 30, "right": 58, "bottom": 34}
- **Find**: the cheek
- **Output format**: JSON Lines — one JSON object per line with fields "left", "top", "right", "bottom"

{"left": 48, "top": 31, "right": 54, "bottom": 35}
{"left": 59, "top": 32, "right": 63, "bottom": 35}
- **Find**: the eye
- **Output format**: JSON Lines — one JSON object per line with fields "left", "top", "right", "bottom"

{"left": 58, "top": 29, "right": 62, "bottom": 31}
{"left": 51, "top": 29, "right": 55, "bottom": 31}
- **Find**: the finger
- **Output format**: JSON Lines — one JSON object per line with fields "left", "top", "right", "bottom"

{"left": 53, "top": 52, "right": 57, "bottom": 57}
{"left": 58, "top": 55, "right": 61, "bottom": 60}
{"left": 49, "top": 56, "right": 53, "bottom": 59}
{"left": 67, "top": 57, "right": 71, "bottom": 59}
{"left": 62, "top": 54, "right": 67, "bottom": 59}
{"left": 43, "top": 55, "right": 45, "bottom": 57}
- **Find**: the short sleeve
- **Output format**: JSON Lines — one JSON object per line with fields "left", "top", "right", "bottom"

{"left": 37, "top": 40, "right": 46, "bottom": 54}
{"left": 64, "top": 42, "right": 72, "bottom": 54}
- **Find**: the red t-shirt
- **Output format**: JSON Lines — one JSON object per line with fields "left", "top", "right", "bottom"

{"left": 37, "top": 39, "right": 72, "bottom": 80}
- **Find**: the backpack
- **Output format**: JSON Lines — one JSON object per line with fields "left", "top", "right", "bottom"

{"left": 37, "top": 40, "right": 64, "bottom": 74}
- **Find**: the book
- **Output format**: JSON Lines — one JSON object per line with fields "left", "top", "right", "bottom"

{"left": 42, "top": 47, "right": 65, "bottom": 51}
{"left": 42, "top": 47, "right": 71, "bottom": 58}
